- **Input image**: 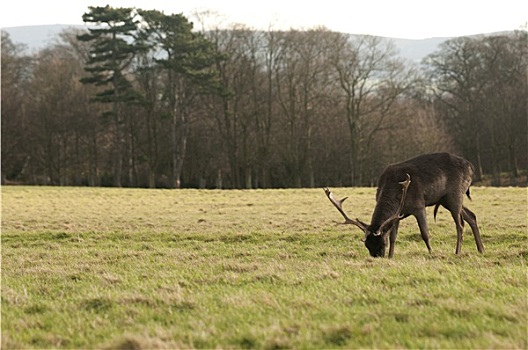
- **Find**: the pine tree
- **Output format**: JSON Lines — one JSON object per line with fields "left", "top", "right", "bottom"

{"left": 77, "top": 5, "right": 143, "bottom": 187}
{"left": 138, "top": 10, "right": 219, "bottom": 188}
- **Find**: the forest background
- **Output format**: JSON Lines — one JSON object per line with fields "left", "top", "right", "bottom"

{"left": 2, "top": 6, "right": 527, "bottom": 189}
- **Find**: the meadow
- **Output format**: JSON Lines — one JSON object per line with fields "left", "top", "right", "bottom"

{"left": 1, "top": 185, "right": 526, "bottom": 349}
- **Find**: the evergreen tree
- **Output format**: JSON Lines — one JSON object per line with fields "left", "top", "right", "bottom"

{"left": 138, "top": 10, "right": 219, "bottom": 188}
{"left": 77, "top": 5, "right": 143, "bottom": 187}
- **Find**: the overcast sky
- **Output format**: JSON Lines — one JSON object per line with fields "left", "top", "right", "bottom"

{"left": 1, "top": 0, "right": 526, "bottom": 39}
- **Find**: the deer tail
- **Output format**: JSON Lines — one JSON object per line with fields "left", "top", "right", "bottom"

{"left": 466, "top": 188, "right": 472, "bottom": 200}
{"left": 433, "top": 203, "right": 440, "bottom": 222}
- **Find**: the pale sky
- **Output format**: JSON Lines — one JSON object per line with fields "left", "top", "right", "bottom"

{"left": 1, "top": 0, "right": 526, "bottom": 39}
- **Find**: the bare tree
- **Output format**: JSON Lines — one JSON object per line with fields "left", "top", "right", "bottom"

{"left": 369, "top": 89, "right": 456, "bottom": 170}
{"left": 479, "top": 32, "right": 527, "bottom": 185}
{"left": 274, "top": 28, "right": 335, "bottom": 187}
{"left": 425, "top": 33, "right": 527, "bottom": 184}
{"left": 328, "top": 34, "right": 418, "bottom": 186}
{"left": 205, "top": 26, "right": 263, "bottom": 188}
{"left": 26, "top": 45, "right": 89, "bottom": 185}
{"left": 424, "top": 37, "right": 488, "bottom": 180}
{"left": 57, "top": 28, "right": 104, "bottom": 186}
{"left": 1, "top": 32, "right": 33, "bottom": 183}
{"left": 255, "top": 28, "right": 281, "bottom": 188}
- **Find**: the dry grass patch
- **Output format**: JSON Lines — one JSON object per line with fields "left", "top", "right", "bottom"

{"left": 2, "top": 186, "right": 526, "bottom": 349}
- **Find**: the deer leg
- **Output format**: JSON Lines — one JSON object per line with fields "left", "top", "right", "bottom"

{"left": 388, "top": 221, "right": 400, "bottom": 259}
{"left": 462, "top": 206, "right": 484, "bottom": 253}
{"left": 449, "top": 209, "right": 464, "bottom": 255}
{"left": 415, "top": 208, "right": 432, "bottom": 253}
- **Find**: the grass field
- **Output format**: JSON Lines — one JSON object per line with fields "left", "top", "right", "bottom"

{"left": 1, "top": 186, "right": 527, "bottom": 349}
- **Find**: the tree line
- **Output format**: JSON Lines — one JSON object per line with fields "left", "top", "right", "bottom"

{"left": 2, "top": 6, "right": 527, "bottom": 188}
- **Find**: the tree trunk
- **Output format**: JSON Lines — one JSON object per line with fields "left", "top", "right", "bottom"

{"left": 508, "top": 143, "right": 518, "bottom": 185}
{"left": 145, "top": 107, "right": 157, "bottom": 189}
{"left": 170, "top": 114, "right": 179, "bottom": 188}
{"left": 171, "top": 111, "right": 188, "bottom": 189}
{"left": 245, "top": 170, "right": 252, "bottom": 189}
{"left": 113, "top": 111, "right": 123, "bottom": 187}
{"left": 216, "top": 169, "right": 223, "bottom": 189}
{"left": 349, "top": 132, "right": 360, "bottom": 187}
{"left": 88, "top": 128, "right": 98, "bottom": 187}
{"left": 125, "top": 114, "right": 134, "bottom": 187}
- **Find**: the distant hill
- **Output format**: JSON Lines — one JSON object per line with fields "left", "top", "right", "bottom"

{"left": 3, "top": 24, "right": 85, "bottom": 52}
{"left": 390, "top": 37, "right": 450, "bottom": 62}
{"left": 1, "top": 24, "right": 506, "bottom": 62}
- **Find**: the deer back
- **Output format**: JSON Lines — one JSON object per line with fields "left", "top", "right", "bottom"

{"left": 372, "top": 153, "right": 474, "bottom": 226}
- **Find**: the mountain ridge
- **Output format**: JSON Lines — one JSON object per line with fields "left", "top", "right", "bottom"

{"left": 1, "top": 24, "right": 508, "bottom": 62}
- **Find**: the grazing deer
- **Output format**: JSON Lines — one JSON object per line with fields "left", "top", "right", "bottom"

{"left": 324, "top": 153, "right": 484, "bottom": 258}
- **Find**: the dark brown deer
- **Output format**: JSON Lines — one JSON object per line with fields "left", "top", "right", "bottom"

{"left": 324, "top": 153, "right": 484, "bottom": 258}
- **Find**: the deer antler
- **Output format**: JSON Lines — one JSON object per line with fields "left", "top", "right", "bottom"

{"left": 324, "top": 187, "right": 369, "bottom": 235}
{"left": 374, "top": 173, "right": 411, "bottom": 236}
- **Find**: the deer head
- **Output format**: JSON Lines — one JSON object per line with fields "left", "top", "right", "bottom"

{"left": 324, "top": 173, "right": 411, "bottom": 257}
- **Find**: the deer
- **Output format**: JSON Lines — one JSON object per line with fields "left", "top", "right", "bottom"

{"left": 324, "top": 152, "right": 485, "bottom": 258}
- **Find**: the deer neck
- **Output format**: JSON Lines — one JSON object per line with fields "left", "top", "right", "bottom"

{"left": 370, "top": 194, "right": 401, "bottom": 231}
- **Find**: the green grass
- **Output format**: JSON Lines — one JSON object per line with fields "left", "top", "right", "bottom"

{"left": 2, "top": 186, "right": 527, "bottom": 349}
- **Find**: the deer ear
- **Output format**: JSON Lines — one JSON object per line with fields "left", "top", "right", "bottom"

{"left": 361, "top": 230, "right": 370, "bottom": 242}
{"left": 373, "top": 226, "right": 391, "bottom": 237}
